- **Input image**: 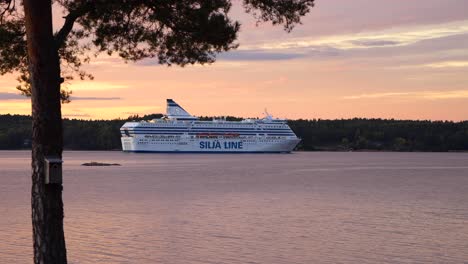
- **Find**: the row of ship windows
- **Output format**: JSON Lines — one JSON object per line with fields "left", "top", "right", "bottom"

{"left": 192, "top": 126, "right": 285, "bottom": 129}
{"left": 133, "top": 124, "right": 286, "bottom": 129}
{"left": 138, "top": 135, "right": 287, "bottom": 139}
{"left": 124, "top": 135, "right": 294, "bottom": 139}
{"left": 136, "top": 140, "right": 284, "bottom": 144}
{"left": 126, "top": 137, "right": 289, "bottom": 141}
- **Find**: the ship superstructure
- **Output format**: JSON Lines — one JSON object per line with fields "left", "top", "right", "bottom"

{"left": 120, "top": 99, "right": 300, "bottom": 153}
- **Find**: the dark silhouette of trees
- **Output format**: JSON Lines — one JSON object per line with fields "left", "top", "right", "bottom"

{"left": 0, "top": 1, "right": 315, "bottom": 263}
{"left": 288, "top": 118, "right": 468, "bottom": 151}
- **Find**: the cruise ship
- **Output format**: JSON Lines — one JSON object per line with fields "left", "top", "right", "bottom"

{"left": 120, "top": 99, "right": 301, "bottom": 153}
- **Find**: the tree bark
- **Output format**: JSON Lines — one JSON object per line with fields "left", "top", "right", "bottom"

{"left": 23, "top": 0, "right": 67, "bottom": 263}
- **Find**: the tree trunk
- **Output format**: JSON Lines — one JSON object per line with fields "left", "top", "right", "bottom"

{"left": 23, "top": 0, "right": 67, "bottom": 263}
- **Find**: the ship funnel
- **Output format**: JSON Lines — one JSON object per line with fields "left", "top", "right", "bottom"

{"left": 166, "top": 99, "right": 198, "bottom": 120}
{"left": 264, "top": 108, "right": 273, "bottom": 120}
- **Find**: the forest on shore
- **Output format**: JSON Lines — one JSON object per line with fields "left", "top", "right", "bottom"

{"left": 1, "top": 114, "right": 467, "bottom": 152}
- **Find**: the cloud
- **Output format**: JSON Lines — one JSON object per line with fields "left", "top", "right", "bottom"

{"left": 134, "top": 51, "right": 306, "bottom": 65}
{"left": 343, "top": 90, "right": 468, "bottom": 100}
{"left": 71, "top": 96, "right": 121, "bottom": 101}
{"left": 0, "top": 93, "right": 27, "bottom": 100}
{"left": 390, "top": 59, "right": 468, "bottom": 70}
{"left": 0, "top": 92, "right": 121, "bottom": 102}
{"left": 241, "top": 20, "right": 468, "bottom": 52}
{"left": 68, "top": 81, "right": 128, "bottom": 91}
{"left": 424, "top": 60, "right": 468, "bottom": 68}
{"left": 89, "top": 57, "right": 124, "bottom": 66}
{"left": 350, "top": 40, "right": 401, "bottom": 47}
{"left": 120, "top": 20, "right": 468, "bottom": 65}
{"left": 343, "top": 92, "right": 415, "bottom": 100}
{"left": 134, "top": 59, "right": 162, "bottom": 66}
{"left": 218, "top": 50, "right": 306, "bottom": 61}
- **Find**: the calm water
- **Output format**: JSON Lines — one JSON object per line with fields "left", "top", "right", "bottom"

{"left": 1, "top": 151, "right": 468, "bottom": 264}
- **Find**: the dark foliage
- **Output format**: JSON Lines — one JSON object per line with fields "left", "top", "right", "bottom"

{"left": 1, "top": 114, "right": 467, "bottom": 151}
{"left": 290, "top": 118, "right": 468, "bottom": 151}
{"left": 0, "top": 0, "right": 314, "bottom": 102}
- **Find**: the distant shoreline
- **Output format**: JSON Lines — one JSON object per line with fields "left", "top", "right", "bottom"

{"left": 1, "top": 114, "right": 467, "bottom": 152}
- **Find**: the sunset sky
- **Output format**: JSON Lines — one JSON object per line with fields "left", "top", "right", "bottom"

{"left": 1, "top": 0, "right": 468, "bottom": 120}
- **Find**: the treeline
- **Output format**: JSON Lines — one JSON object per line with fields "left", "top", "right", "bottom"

{"left": 290, "top": 118, "right": 468, "bottom": 151}
{"left": 1, "top": 114, "right": 467, "bottom": 151}
{"left": 0, "top": 114, "right": 162, "bottom": 150}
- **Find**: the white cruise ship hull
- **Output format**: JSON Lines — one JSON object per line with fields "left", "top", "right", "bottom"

{"left": 121, "top": 136, "right": 300, "bottom": 153}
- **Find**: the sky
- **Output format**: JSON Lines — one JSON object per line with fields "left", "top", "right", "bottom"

{"left": 1, "top": 0, "right": 468, "bottom": 121}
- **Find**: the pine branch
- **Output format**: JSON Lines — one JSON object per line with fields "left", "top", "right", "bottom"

{"left": 0, "top": 0, "right": 15, "bottom": 23}
{"left": 54, "top": 2, "right": 93, "bottom": 48}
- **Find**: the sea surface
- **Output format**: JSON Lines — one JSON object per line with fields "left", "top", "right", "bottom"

{"left": 1, "top": 151, "right": 468, "bottom": 264}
